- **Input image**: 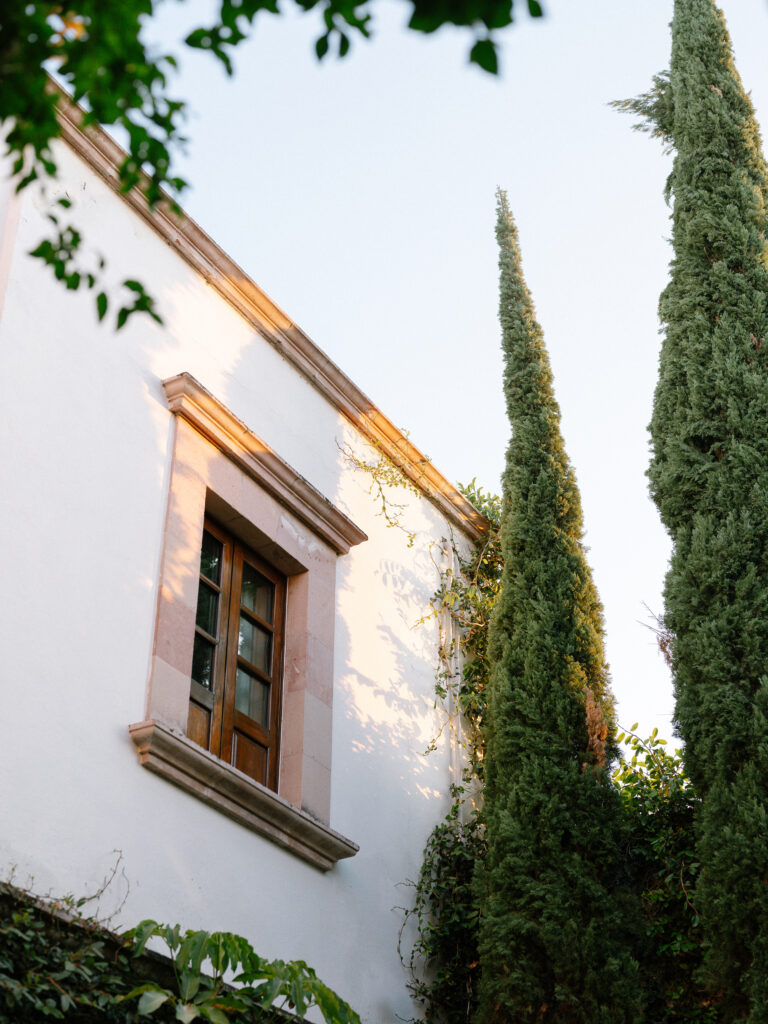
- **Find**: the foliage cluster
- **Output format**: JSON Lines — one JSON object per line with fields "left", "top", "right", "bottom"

{"left": 0, "top": 0, "right": 546, "bottom": 330}
{"left": 614, "top": 732, "right": 715, "bottom": 1023}
{"left": 397, "top": 435, "right": 717, "bottom": 1024}
{"left": 1, "top": 4, "right": 180, "bottom": 328}
{"left": 407, "top": 724, "right": 721, "bottom": 1024}
{"left": 402, "top": 794, "right": 486, "bottom": 1024}
{"left": 0, "top": 884, "right": 134, "bottom": 1022}
{"left": 0, "top": 884, "right": 359, "bottom": 1024}
{"left": 429, "top": 480, "right": 502, "bottom": 772}
{"left": 120, "top": 920, "right": 360, "bottom": 1024}
{"left": 396, "top": 195, "right": 637, "bottom": 1018}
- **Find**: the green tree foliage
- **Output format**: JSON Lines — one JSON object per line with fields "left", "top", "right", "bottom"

{"left": 624, "top": 1, "right": 768, "bottom": 1016}
{"left": 409, "top": 726, "right": 719, "bottom": 1024}
{"left": 474, "top": 190, "right": 640, "bottom": 1024}
{"left": 0, "top": 888, "right": 134, "bottom": 1022}
{"left": 0, "top": 4, "right": 180, "bottom": 328}
{"left": 615, "top": 732, "right": 716, "bottom": 1024}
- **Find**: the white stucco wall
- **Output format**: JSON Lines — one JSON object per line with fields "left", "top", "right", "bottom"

{"left": 0, "top": 141, "right": 474, "bottom": 1022}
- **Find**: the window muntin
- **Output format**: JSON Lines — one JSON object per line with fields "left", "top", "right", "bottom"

{"left": 188, "top": 518, "right": 285, "bottom": 790}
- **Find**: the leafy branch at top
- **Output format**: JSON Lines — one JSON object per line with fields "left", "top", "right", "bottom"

{"left": 1, "top": 1, "right": 546, "bottom": 330}
{"left": 1, "top": 3, "right": 188, "bottom": 329}
{"left": 149, "top": 0, "right": 546, "bottom": 79}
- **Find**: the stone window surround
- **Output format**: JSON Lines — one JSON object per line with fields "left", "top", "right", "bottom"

{"left": 129, "top": 372, "right": 366, "bottom": 871}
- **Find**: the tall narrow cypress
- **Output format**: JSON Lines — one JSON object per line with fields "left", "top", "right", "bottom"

{"left": 475, "top": 191, "right": 639, "bottom": 1024}
{"left": 644, "top": 1, "right": 768, "bottom": 1016}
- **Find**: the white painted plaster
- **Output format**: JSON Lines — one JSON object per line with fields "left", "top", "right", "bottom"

{"left": 0, "top": 142, "right": 475, "bottom": 1024}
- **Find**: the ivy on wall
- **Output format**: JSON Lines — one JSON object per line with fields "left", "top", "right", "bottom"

{"left": 402, "top": 482, "right": 501, "bottom": 1024}
{"left": 0, "top": 882, "right": 360, "bottom": 1024}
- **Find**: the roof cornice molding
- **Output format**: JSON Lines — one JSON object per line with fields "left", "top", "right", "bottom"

{"left": 54, "top": 89, "right": 487, "bottom": 542}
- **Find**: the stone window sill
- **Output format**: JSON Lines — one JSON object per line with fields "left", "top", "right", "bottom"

{"left": 129, "top": 720, "right": 358, "bottom": 872}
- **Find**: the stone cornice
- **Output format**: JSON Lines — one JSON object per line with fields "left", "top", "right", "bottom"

{"left": 129, "top": 720, "right": 359, "bottom": 872}
{"left": 53, "top": 89, "right": 488, "bottom": 543}
{"left": 162, "top": 372, "right": 367, "bottom": 555}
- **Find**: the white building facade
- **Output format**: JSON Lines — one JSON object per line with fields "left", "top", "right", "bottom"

{"left": 0, "top": 103, "right": 485, "bottom": 1022}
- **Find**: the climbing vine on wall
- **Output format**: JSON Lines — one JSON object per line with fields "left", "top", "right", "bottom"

{"left": 336, "top": 438, "right": 500, "bottom": 1023}
{"left": 401, "top": 794, "right": 485, "bottom": 1024}
{"left": 337, "top": 438, "right": 428, "bottom": 547}
{"left": 425, "top": 482, "right": 502, "bottom": 777}
{"left": 402, "top": 482, "right": 501, "bottom": 1024}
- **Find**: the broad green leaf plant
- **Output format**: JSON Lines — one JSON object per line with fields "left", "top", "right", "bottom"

{"left": 0, "top": 881, "right": 359, "bottom": 1024}
{"left": 123, "top": 920, "right": 361, "bottom": 1024}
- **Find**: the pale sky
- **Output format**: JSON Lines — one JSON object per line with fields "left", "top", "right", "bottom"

{"left": 139, "top": 0, "right": 768, "bottom": 744}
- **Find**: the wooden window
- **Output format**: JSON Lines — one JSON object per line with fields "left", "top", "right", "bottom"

{"left": 187, "top": 517, "right": 285, "bottom": 791}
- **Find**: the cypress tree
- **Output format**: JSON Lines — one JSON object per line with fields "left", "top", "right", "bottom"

{"left": 475, "top": 191, "right": 639, "bottom": 1024}
{"left": 642, "top": 1, "right": 768, "bottom": 1016}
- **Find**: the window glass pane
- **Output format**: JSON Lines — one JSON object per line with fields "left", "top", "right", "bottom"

{"left": 195, "top": 582, "right": 218, "bottom": 637}
{"left": 241, "top": 562, "right": 274, "bottom": 623}
{"left": 235, "top": 668, "right": 269, "bottom": 727}
{"left": 200, "top": 530, "right": 222, "bottom": 584}
{"left": 192, "top": 635, "right": 215, "bottom": 689}
{"left": 238, "top": 616, "right": 271, "bottom": 674}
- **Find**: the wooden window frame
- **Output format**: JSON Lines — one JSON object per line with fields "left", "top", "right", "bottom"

{"left": 188, "top": 518, "right": 286, "bottom": 791}
{"left": 130, "top": 373, "right": 366, "bottom": 870}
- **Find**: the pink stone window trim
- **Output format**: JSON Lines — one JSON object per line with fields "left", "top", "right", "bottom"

{"left": 128, "top": 721, "right": 358, "bottom": 872}
{"left": 131, "top": 372, "right": 366, "bottom": 857}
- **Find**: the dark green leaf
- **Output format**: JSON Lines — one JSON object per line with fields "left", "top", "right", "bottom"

{"left": 315, "top": 33, "right": 330, "bottom": 59}
{"left": 469, "top": 38, "right": 498, "bottom": 74}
